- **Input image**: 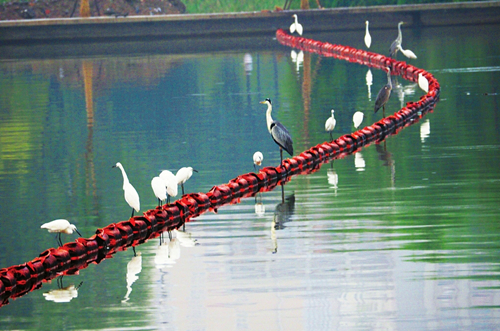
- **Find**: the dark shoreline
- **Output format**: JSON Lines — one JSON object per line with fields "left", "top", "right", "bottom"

{"left": 1, "top": 1, "right": 499, "bottom": 59}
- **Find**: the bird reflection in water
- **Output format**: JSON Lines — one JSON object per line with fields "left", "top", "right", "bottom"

{"left": 376, "top": 142, "right": 396, "bottom": 187}
{"left": 155, "top": 230, "right": 197, "bottom": 269}
{"left": 366, "top": 68, "right": 373, "bottom": 100}
{"left": 391, "top": 75, "right": 417, "bottom": 108}
{"left": 420, "top": 119, "right": 430, "bottom": 143}
{"left": 354, "top": 152, "right": 366, "bottom": 172}
{"left": 43, "top": 276, "right": 82, "bottom": 303}
{"left": 122, "top": 252, "right": 142, "bottom": 303}
{"left": 327, "top": 163, "right": 339, "bottom": 196}
{"left": 291, "top": 49, "right": 304, "bottom": 73}
{"left": 271, "top": 186, "right": 296, "bottom": 253}
{"left": 255, "top": 193, "right": 265, "bottom": 216}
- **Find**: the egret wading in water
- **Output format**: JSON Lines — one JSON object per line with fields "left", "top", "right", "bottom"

{"left": 41, "top": 219, "right": 82, "bottom": 246}
{"left": 374, "top": 67, "right": 393, "bottom": 117}
{"left": 176, "top": 167, "right": 198, "bottom": 195}
{"left": 418, "top": 73, "right": 429, "bottom": 93}
{"left": 325, "top": 109, "right": 336, "bottom": 140}
{"left": 253, "top": 151, "right": 263, "bottom": 171}
{"left": 364, "top": 20, "right": 371, "bottom": 48}
{"left": 290, "top": 14, "right": 303, "bottom": 36}
{"left": 389, "top": 21, "right": 404, "bottom": 58}
{"left": 113, "top": 162, "right": 140, "bottom": 218}
{"left": 151, "top": 176, "right": 167, "bottom": 208}
{"left": 260, "top": 98, "right": 293, "bottom": 167}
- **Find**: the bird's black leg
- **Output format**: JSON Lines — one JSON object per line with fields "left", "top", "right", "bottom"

{"left": 57, "top": 233, "right": 63, "bottom": 246}
{"left": 383, "top": 106, "right": 386, "bottom": 118}
{"left": 133, "top": 246, "right": 136, "bottom": 257}
{"left": 131, "top": 208, "right": 134, "bottom": 218}
{"left": 280, "top": 148, "right": 284, "bottom": 168}
{"left": 330, "top": 131, "right": 333, "bottom": 141}
{"left": 168, "top": 231, "right": 172, "bottom": 241}
{"left": 182, "top": 223, "right": 185, "bottom": 232}
{"left": 158, "top": 198, "right": 161, "bottom": 208}
{"left": 181, "top": 184, "right": 185, "bottom": 195}
{"left": 70, "top": 0, "right": 79, "bottom": 17}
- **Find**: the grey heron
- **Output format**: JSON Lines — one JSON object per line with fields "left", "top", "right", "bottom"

{"left": 260, "top": 98, "right": 294, "bottom": 166}
{"left": 389, "top": 21, "right": 404, "bottom": 58}
{"left": 374, "top": 67, "right": 393, "bottom": 117}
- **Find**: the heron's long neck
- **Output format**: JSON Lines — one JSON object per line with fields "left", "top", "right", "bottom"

{"left": 294, "top": 16, "right": 298, "bottom": 24}
{"left": 266, "top": 104, "right": 274, "bottom": 133}
{"left": 118, "top": 165, "right": 130, "bottom": 187}
{"left": 397, "top": 23, "right": 403, "bottom": 43}
{"left": 365, "top": 22, "right": 369, "bottom": 34}
{"left": 386, "top": 70, "right": 392, "bottom": 89}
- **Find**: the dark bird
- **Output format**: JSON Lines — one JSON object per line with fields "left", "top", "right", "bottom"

{"left": 374, "top": 67, "right": 393, "bottom": 117}
{"left": 389, "top": 21, "right": 404, "bottom": 58}
{"left": 260, "top": 98, "right": 293, "bottom": 166}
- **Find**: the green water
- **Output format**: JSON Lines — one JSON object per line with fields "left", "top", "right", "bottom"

{"left": 0, "top": 22, "right": 499, "bottom": 330}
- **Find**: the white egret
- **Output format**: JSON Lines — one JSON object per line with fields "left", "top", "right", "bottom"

{"left": 397, "top": 44, "right": 417, "bottom": 59}
{"left": 176, "top": 167, "right": 198, "bottom": 195}
{"left": 374, "top": 67, "right": 393, "bottom": 117}
{"left": 113, "top": 162, "right": 140, "bottom": 218}
{"left": 364, "top": 20, "right": 371, "bottom": 48}
{"left": 151, "top": 176, "right": 167, "bottom": 207}
{"left": 159, "top": 170, "right": 178, "bottom": 203}
{"left": 353, "top": 111, "right": 364, "bottom": 129}
{"left": 260, "top": 98, "right": 294, "bottom": 166}
{"left": 325, "top": 109, "right": 336, "bottom": 140}
{"left": 389, "top": 21, "right": 404, "bottom": 58}
{"left": 253, "top": 151, "right": 263, "bottom": 171}
{"left": 41, "top": 219, "right": 82, "bottom": 246}
{"left": 418, "top": 73, "right": 429, "bottom": 93}
{"left": 290, "top": 14, "right": 303, "bottom": 36}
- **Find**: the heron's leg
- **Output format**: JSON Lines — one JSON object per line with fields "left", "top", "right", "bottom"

{"left": 383, "top": 106, "right": 385, "bottom": 118}
{"left": 182, "top": 223, "right": 185, "bottom": 232}
{"left": 70, "top": 0, "right": 79, "bottom": 17}
{"left": 57, "top": 233, "right": 63, "bottom": 246}
{"left": 131, "top": 208, "right": 134, "bottom": 218}
{"left": 280, "top": 148, "right": 284, "bottom": 167}
{"left": 133, "top": 246, "right": 136, "bottom": 256}
{"left": 181, "top": 184, "right": 185, "bottom": 195}
{"left": 329, "top": 131, "right": 333, "bottom": 141}
{"left": 168, "top": 231, "right": 172, "bottom": 241}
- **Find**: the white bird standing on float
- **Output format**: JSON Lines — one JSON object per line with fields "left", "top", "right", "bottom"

{"left": 290, "top": 14, "right": 303, "bottom": 36}
{"left": 151, "top": 176, "right": 167, "bottom": 207}
{"left": 418, "top": 73, "right": 429, "bottom": 93}
{"left": 41, "top": 219, "right": 82, "bottom": 246}
{"left": 113, "top": 162, "right": 140, "bottom": 218}
{"left": 364, "top": 20, "right": 371, "bottom": 48}
{"left": 176, "top": 167, "right": 198, "bottom": 196}
{"left": 159, "top": 170, "right": 178, "bottom": 203}
{"left": 325, "top": 109, "right": 336, "bottom": 140}
{"left": 253, "top": 151, "right": 263, "bottom": 171}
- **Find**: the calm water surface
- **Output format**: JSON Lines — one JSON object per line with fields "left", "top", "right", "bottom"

{"left": 0, "top": 23, "right": 499, "bottom": 330}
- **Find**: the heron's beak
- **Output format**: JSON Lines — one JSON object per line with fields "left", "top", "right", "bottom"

{"left": 112, "top": 165, "right": 116, "bottom": 168}
{"left": 75, "top": 228, "right": 82, "bottom": 237}
{"left": 193, "top": 169, "right": 199, "bottom": 173}
{"left": 260, "top": 101, "right": 266, "bottom": 104}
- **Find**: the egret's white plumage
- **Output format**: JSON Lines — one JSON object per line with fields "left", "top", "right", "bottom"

{"left": 151, "top": 176, "right": 167, "bottom": 207}
{"left": 353, "top": 111, "right": 364, "bottom": 129}
{"left": 41, "top": 219, "right": 82, "bottom": 246}
{"left": 113, "top": 162, "right": 140, "bottom": 218}
{"left": 43, "top": 284, "right": 79, "bottom": 303}
{"left": 290, "top": 50, "right": 304, "bottom": 72}
{"left": 253, "top": 151, "right": 263, "bottom": 170}
{"left": 159, "top": 170, "right": 178, "bottom": 202}
{"left": 176, "top": 167, "right": 198, "bottom": 195}
{"left": 364, "top": 20, "right": 371, "bottom": 48}
{"left": 418, "top": 73, "right": 429, "bottom": 93}
{"left": 122, "top": 253, "right": 142, "bottom": 303}
{"left": 325, "top": 109, "right": 336, "bottom": 140}
{"left": 290, "top": 14, "right": 303, "bottom": 36}
{"left": 397, "top": 44, "right": 417, "bottom": 59}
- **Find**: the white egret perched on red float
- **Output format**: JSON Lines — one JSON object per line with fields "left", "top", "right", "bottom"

{"left": 260, "top": 98, "right": 294, "bottom": 166}
{"left": 113, "top": 162, "right": 140, "bottom": 218}
{"left": 253, "top": 151, "right": 263, "bottom": 171}
{"left": 290, "top": 14, "right": 303, "bottom": 36}
{"left": 325, "top": 109, "right": 336, "bottom": 140}
{"left": 176, "top": 167, "right": 198, "bottom": 195}
{"left": 418, "top": 73, "right": 429, "bottom": 93}
{"left": 397, "top": 44, "right": 417, "bottom": 59}
{"left": 151, "top": 176, "right": 167, "bottom": 207}
{"left": 159, "top": 170, "right": 178, "bottom": 203}
{"left": 364, "top": 20, "right": 371, "bottom": 48}
{"left": 41, "top": 219, "right": 82, "bottom": 246}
